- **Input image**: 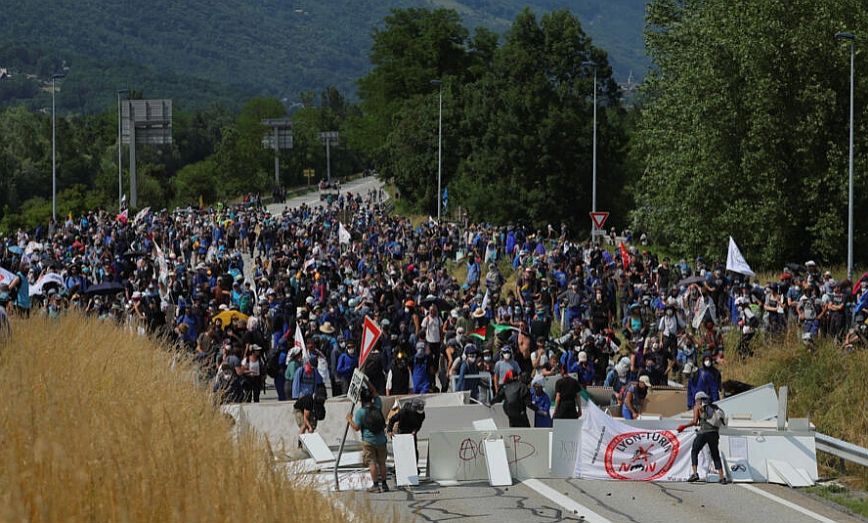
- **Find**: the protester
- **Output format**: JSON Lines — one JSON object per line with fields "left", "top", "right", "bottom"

{"left": 347, "top": 386, "right": 389, "bottom": 493}
{"left": 530, "top": 376, "right": 552, "bottom": 427}
{"left": 678, "top": 391, "right": 727, "bottom": 484}
{"left": 553, "top": 365, "right": 582, "bottom": 419}
{"left": 491, "top": 370, "right": 536, "bottom": 427}
{"left": 386, "top": 398, "right": 426, "bottom": 462}
{"left": 622, "top": 375, "right": 651, "bottom": 420}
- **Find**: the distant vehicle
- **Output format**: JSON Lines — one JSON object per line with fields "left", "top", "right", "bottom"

{"left": 319, "top": 180, "right": 340, "bottom": 203}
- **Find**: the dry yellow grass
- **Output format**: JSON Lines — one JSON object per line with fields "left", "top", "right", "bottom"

{"left": 0, "top": 315, "right": 379, "bottom": 523}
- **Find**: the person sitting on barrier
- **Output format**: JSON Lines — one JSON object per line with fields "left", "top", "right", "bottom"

{"left": 387, "top": 398, "right": 426, "bottom": 462}
{"left": 491, "top": 370, "right": 536, "bottom": 427}
{"left": 386, "top": 351, "right": 412, "bottom": 396}
{"left": 530, "top": 376, "right": 552, "bottom": 428}
{"left": 553, "top": 364, "right": 581, "bottom": 419}
{"left": 347, "top": 386, "right": 389, "bottom": 493}
{"left": 678, "top": 391, "right": 727, "bottom": 484}
{"left": 456, "top": 344, "right": 481, "bottom": 400}
{"left": 621, "top": 375, "right": 651, "bottom": 420}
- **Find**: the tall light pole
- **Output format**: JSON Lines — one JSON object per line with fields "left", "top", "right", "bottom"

{"left": 835, "top": 31, "right": 856, "bottom": 281}
{"left": 50, "top": 73, "right": 66, "bottom": 223}
{"left": 431, "top": 79, "right": 443, "bottom": 221}
{"left": 117, "top": 89, "right": 129, "bottom": 211}
{"left": 582, "top": 61, "right": 598, "bottom": 237}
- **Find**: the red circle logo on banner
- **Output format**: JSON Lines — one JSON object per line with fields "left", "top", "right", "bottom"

{"left": 603, "top": 431, "right": 681, "bottom": 481}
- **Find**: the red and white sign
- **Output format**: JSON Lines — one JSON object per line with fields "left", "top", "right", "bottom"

{"left": 589, "top": 211, "right": 609, "bottom": 230}
{"left": 0, "top": 266, "right": 15, "bottom": 286}
{"left": 358, "top": 315, "right": 383, "bottom": 367}
{"left": 576, "top": 402, "right": 714, "bottom": 481}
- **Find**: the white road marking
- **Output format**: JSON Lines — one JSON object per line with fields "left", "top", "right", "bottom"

{"left": 739, "top": 484, "right": 840, "bottom": 523}
{"left": 522, "top": 479, "right": 613, "bottom": 523}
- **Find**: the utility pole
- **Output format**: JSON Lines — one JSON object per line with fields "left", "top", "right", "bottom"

{"left": 835, "top": 31, "right": 857, "bottom": 280}
{"left": 431, "top": 79, "right": 443, "bottom": 221}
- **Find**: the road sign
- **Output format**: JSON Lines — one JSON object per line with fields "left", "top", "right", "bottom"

{"left": 346, "top": 369, "right": 366, "bottom": 403}
{"left": 589, "top": 211, "right": 609, "bottom": 230}
{"left": 358, "top": 315, "right": 383, "bottom": 367}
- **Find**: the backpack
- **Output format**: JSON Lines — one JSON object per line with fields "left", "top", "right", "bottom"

{"left": 313, "top": 384, "right": 327, "bottom": 421}
{"left": 706, "top": 404, "right": 726, "bottom": 428}
{"left": 362, "top": 405, "right": 386, "bottom": 433}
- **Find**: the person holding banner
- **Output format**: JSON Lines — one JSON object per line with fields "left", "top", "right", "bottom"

{"left": 678, "top": 391, "right": 727, "bottom": 484}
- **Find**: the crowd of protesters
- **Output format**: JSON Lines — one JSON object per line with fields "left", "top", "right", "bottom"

{"left": 1, "top": 183, "right": 867, "bottom": 425}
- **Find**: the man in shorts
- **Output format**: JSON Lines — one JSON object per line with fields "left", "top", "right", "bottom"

{"left": 293, "top": 393, "right": 317, "bottom": 448}
{"left": 347, "top": 386, "right": 389, "bottom": 492}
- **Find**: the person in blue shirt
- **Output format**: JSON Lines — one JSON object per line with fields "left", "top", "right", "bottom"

{"left": 559, "top": 347, "right": 581, "bottom": 374}
{"left": 464, "top": 257, "right": 480, "bottom": 290}
{"left": 336, "top": 341, "right": 358, "bottom": 394}
{"left": 292, "top": 356, "right": 323, "bottom": 400}
{"left": 530, "top": 377, "right": 552, "bottom": 428}
{"left": 456, "top": 344, "right": 481, "bottom": 400}
{"left": 575, "top": 351, "right": 596, "bottom": 386}
{"left": 412, "top": 342, "right": 431, "bottom": 393}
{"left": 687, "top": 351, "right": 721, "bottom": 408}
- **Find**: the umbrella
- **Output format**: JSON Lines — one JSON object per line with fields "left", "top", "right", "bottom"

{"left": 677, "top": 275, "right": 706, "bottom": 288}
{"left": 7, "top": 246, "right": 23, "bottom": 255}
{"left": 213, "top": 310, "right": 249, "bottom": 329}
{"left": 84, "top": 281, "right": 125, "bottom": 296}
{"left": 421, "top": 295, "right": 453, "bottom": 312}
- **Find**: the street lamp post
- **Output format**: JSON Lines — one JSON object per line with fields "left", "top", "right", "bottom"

{"left": 835, "top": 31, "right": 856, "bottom": 281}
{"left": 582, "top": 61, "right": 598, "bottom": 238}
{"left": 117, "top": 89, "right": 129, "bottom": 211}
{"left": 50, "top": 73, "right": 65, "bottom": 223}
{"left": 431, "top": 79, "right": 443, "bottom": 221}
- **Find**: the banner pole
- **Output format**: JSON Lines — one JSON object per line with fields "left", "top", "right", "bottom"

{"left": 334, "top": 401, "right": 357, "bottom": 492}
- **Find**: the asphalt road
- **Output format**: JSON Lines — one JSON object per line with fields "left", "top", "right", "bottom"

{"left": 259, "top": 176, "right": 860, "bottom": 523}
{"left": 355, "top": 478, "right": 861, "bottom": 523}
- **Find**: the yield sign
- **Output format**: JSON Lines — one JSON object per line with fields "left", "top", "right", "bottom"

{"left": 590, "top": 211, "right": 609, "bottom": 230}
{"left": 358, "top": 315, "right": 383, "bottom": 367}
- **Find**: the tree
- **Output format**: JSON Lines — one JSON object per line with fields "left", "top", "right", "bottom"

{"left": 633, "top": 0, "right": 868, "bottom": 267}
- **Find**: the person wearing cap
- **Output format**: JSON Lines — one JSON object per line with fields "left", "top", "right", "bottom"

{"left": 622, "top": 375, "right": 651, "bottom": 420}
{"left": 530, "top": 376, "right": 552, "bottom": 428}
{"left": 456, "top": 344, "right": 482, "bottom": 400}
{"left": 491, "top": 370, "right": 536, "bottom": 428}
{"left": 678, "top": 391, "right": 727, "bottom": 484}
{"left": 387, "top": 398, "right": 426, "bottom": 462}
{"left": 575, "top": 351, "right": 595, "bottom": 387}
{"left": 492, "top": 346, "right": 520, "bottom": 395}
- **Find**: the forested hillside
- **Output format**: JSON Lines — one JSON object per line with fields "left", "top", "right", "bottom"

{"left": 0, "top": 0, "right": 647, "bottom": 113}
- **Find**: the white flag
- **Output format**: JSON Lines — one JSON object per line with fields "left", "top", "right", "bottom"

{"left": 480, "top": 289, "right": 490, "bottom": 312}
{"left": 338, "top": 222, "right": 351, "bottom": 245}
{"left": 294, "top": 323, "right": 309, "bottom": 360}
{"left": 726, "top": 236, "right": 755, "bottom": 277}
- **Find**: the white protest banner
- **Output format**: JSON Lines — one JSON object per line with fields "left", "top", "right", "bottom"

{"left": 576, "top": 402, "right": 697, "bottom": 481}
{"left": 726, "top": 236, "right": 755, "bottom": 277}
{"left": 294, "top": 323, "right": 308, "bottom": 360}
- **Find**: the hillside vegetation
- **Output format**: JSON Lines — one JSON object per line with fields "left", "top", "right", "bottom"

{"left": 0, "top": 315, "right": 377, "bottom": 522}
{"left": 0, "top": 0, "right": 647, "bottom": 112}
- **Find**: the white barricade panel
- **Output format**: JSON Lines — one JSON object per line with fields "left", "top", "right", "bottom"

{"left": 428, "top": 428, "right": 551, "bottom": 482}
{"left": 550, "top": 419, "right": 581, "bottom": 478}
{"left": 300, "top": 433, "right": 335, "bottom": 463}
{"left": 393, "top": 434, "right": 420, "bottom": 486}
{"left": 484, "top": 439, "right": 512, "bottom": 487}
{"left": 473, "top": 418, "right": 498, "bottom": 431}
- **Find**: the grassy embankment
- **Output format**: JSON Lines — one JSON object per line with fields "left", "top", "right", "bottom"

{"left": 0, "top": 315, "right": 380, "bottom": 522}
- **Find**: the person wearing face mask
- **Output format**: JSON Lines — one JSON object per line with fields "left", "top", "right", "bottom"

{"left": 456, "top": 345, "right": 481, "bottom": 400}
{"left": 386, "top": 351, "right": 412, "bottom": 396}
{"left": 530, "top": 376, "right": 552, "bottom": 428}
{"left": 687, "top": 352, "right": 721, "bottom": 409}
{"left": 292, "top": 355, "right": 324, "bottom": 400}
{"left": 493, "top": 346, "right": 520, "bottom": 395}
{"left": 678, "top": 391, "right": 727, "bottom": 484}
{"left": 336, "top": 341, "right": 358, "bottom": 395}
{"left": 213, "top": 363, "right": 243, "bottom": 403}
{"left": 658, "top": 304, "right": 681, "bottom": 359}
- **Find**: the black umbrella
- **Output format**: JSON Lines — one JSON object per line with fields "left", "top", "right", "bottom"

{"left": 421, "top": 295, "right": 453, "bottom": 312}
{"left": 84, "top": 281, "right": 125, "bottom": 296}
{"left": 677, "top": 275, "right": 706, "bottom": 288}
